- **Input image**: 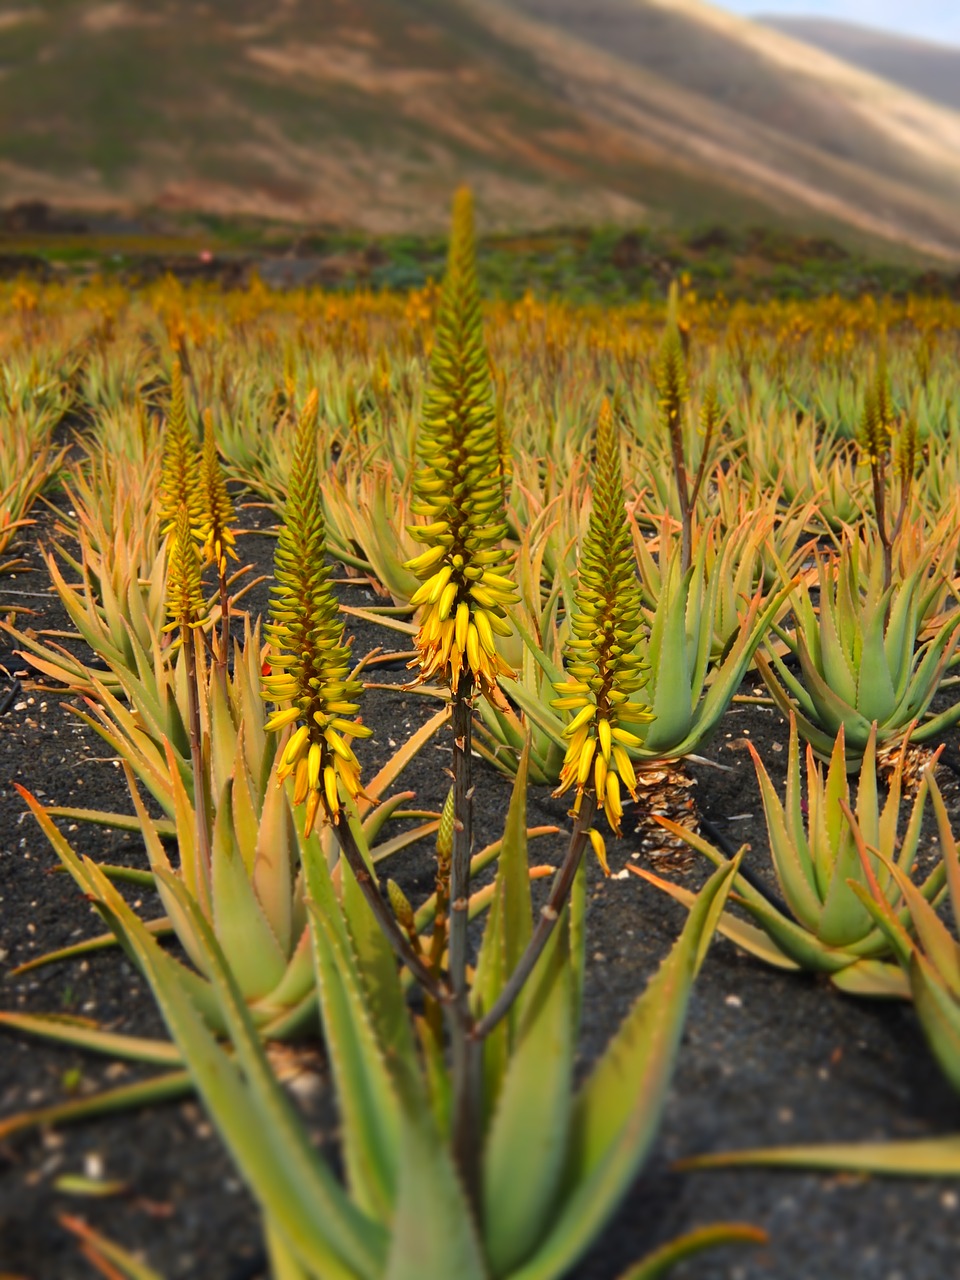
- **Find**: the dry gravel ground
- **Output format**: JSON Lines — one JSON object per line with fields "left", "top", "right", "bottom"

{"left": 2, "top": 507, "right": 960, "bottom": 1279}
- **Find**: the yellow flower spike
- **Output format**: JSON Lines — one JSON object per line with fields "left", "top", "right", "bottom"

{"left": 262, "top": 390, "right": 368, "bottom": 827}
{"left": 404, "top": 187, "right": 516, "bottom": 700}
{"left": 473, "top": 607, "right": 498, "bottom": 657}
{"left": 587, "top": 828, "right": 610, "bottom": 876}
{"left": 324, "top": 731, "right": 354, "bottom": 763}
{"left": 553, "top": 398, "right": 653, "bottom": 834}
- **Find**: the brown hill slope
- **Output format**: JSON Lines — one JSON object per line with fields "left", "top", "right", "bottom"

{"left": 760, "top": 16, "right": 960, "bottom": 114}
{"left": 3, "top": 0, "right": 960, "bottom": 254}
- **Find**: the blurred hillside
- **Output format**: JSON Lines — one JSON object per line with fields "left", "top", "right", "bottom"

{"left": 4, "top": 1, "right": 960, "bottom": 258}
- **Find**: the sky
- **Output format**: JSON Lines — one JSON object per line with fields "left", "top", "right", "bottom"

{"left": 713, "top": 2, "right": 960, "bottom": 45}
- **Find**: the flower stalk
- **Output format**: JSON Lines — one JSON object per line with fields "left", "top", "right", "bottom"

{"left": 405, "top": 185, "right": 516, "bottom": 1204}
{"left": 198, "top": 408, "right": 237, "bottom": 671}
{"left": 163, "top": 501, "right": 211, "bottom": 885}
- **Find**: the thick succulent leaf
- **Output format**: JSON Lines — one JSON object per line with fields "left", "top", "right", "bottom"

{"left": 640, "top": 573, "right": 696, "bottom": 752}
{"left": 89, "top": 864, "right": 383, "bottom": 1280}
{"left": 508, "top": 859, "right": 739, "bottom": 1280}
{"left": 473, "top": 748, "right": 534, "bottom": 1025}
{"left": 303, "top": 842, "right": 403, "bottom": 1220}
{"left": 42, "top": 805, "right": 175, "bottom": 838}
{"left": 931, "top": 775, "right": 960, "bottom": 927}
{"left": 910, "top": 954, "right": 960, "bottom": 1095}
{"left": 338, "top": 835, "right": 420, "bottom": 1100}
{"left": 9, "top": 914, "right": 172, "bottom": 976}
{"left": 815, "top": 835, "right": 873, "bottom": 950}
{"left": 828, "top": 959, "right": 910, "bottom": 998}
{"left": 265, "top": 1217, "right": 314, "bottom": 1280}
{"left": 815, "top": 583, "right": 858, "bottom": 708}
{"left": 252, "top": 768, "right": 296, "bottom": 955}
{"left": 384, "top": 1106, "right": 487, "bottom": 1280}
{"left": 755, "top": 651, "right": 837, "bottom": 758}
{"left": 748, "top": 743, "right": 822, "bottom": 929}
{"left": 628, "top": 865, "right": 801, "bottom": 971}
{"left": 481, "top": 899, "right": 573, "bottom": 1277}
{"left": 680, "top": 1135, "right": 960, "bottom": 1176}
{"left": 0, "top": 1070, "right": 193, "bottom": 1144}
{"left": 734, "top": 889, "right": 853, "bottom": 974}
{"left": 854, "top": 605, "right": 897, "bottom": 723}
{"left": 211, "top": 785, "right": 288, "bottom": 1001}
{"left": 615, "top": 1223, "right": 768, "bottom": 1280}
{"left": 0, "top": 1011, "right": 181, "bottom": 1064}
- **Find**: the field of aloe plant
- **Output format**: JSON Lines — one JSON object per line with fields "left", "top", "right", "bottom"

{"left": 2, "top": 192, "right": 960, "bottom": 1280}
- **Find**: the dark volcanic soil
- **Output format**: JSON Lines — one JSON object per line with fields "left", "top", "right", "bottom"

{"left": 2, "top": 508, "right": 960, "bottom": 1280}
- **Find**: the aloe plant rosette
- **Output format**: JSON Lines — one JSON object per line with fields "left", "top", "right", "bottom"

{"left": 638, "top": 715, "right": 945, "bottom": 997}
{"left": 757, "top": 536, "right": 960, "bottom": 764}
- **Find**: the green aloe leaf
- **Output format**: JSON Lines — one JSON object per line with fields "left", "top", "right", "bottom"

{"left": 90, "top": 863, "right": 384, "bottom": 1280}
{"left": 474, "top": 744, "right": 535, "bottom": 1111}
{"left": 0, "top": 1011, "right": 181, "bottom": 1064}
{"left": 9, "top": 915, "right": 172, "bottom": 976}
{"left": 627, "top": 865, "right": 800, "bottom": 972}
{"left": 482, "top": 895, "right": 573, "bottom": 1277}
{"left": 0, "top": 1070, "right": 193, "bottom": 1143}
{"left": 384, "top": 1104, "right": 487, "bottom": 1280}
{"left": 615, "top": 1222, "right": 768, "bottom": 1280}
{"left": 211, "top": 783, "right": 288, "bottom": 1001}
{"left": 510, "top": 858, "right": 739, "bottom": 1280}
{"left": 910, "top": 954, "right": 960, "bottom": 1095}
{"left": 303, "top": 840, "right": 403, "bottom": 1221}
{"left": 679, "top": 1135, "right": 960, "bottom": 1176}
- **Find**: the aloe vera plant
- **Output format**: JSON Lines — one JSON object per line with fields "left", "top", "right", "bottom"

{"left": 37, "top": 752, "right": 755, "bottom": 1279}
{"left": 850, "top": 770, "right": 960, "bottom": 1093}
{"left": 636, "top": 715, "right": 945, "bottom": 997}
{"left": 675, "top": 767, "right": 960, "bottom": 1183}
{"left": 630, "top": 528, "right": 789, "bottom": 762}
{"left": 758, "top": 534, "right": 960, "bottom": 763}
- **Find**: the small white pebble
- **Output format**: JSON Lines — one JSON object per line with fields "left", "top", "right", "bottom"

{"left": 942, "top": 1190, "right": 958, "bottom": 1210}
{"left": 724, "top": 994, "right": 743, "bottom": 1008}
{"left": 84, "top": 1152, "right": 104, "bottom": 1181}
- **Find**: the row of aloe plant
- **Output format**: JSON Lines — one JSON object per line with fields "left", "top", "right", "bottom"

{"left": 3, "top": 190, "right": 764, "bottom": 1279}
{"left": 6, "top": 193, "right": 960, "bottom": 1274}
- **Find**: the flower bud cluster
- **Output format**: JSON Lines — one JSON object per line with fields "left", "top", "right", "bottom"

{"left": 406, "top": 187, "right": 516, "bottom": 697}
{"left": 552, "top": 400, "right": 653, "bottom": 841}
{"left": 262, "top": 390, "right": 370, "bottom": 831}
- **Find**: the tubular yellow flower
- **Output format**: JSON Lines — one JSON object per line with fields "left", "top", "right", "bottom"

{"left": 552, "top": 399, "right": 653, "bottom": 842}
{"left": 404, "top": 187, "right": 516, "bottom": 700}
{"left": 262, "top": 390, "right": 370, "bottom": 833}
